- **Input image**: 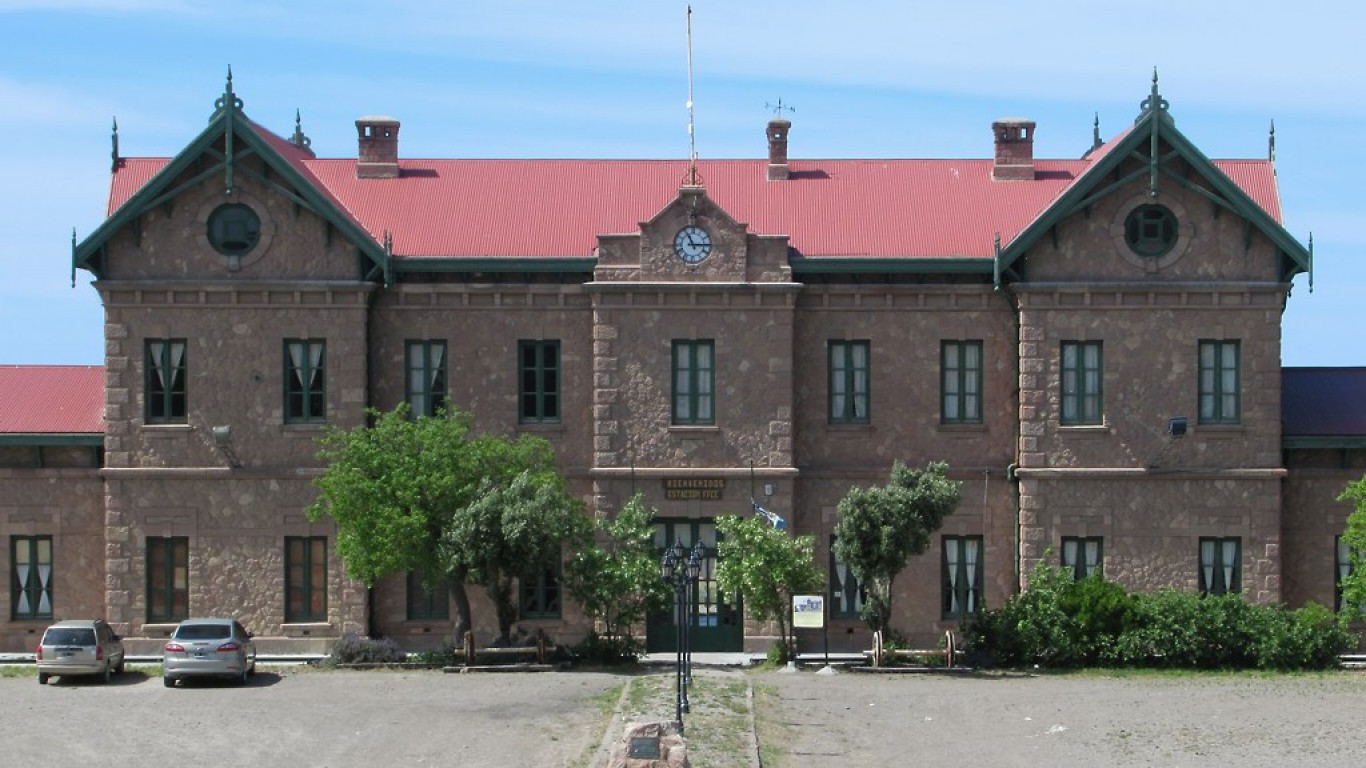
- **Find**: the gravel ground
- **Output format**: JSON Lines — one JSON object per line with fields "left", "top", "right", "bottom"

{"left": 7, "top": 665, "right": 1365, "bottom": 767}
{"left": 757, "top": 668, "right": 1366, "bottom": 768}
{"left": 1, "top": 667, "right": 621, "bottom": 767}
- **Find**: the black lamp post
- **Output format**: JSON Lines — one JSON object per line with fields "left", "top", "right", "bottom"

{"left": 661, "top": 540, "right": 702, "bottom": 731}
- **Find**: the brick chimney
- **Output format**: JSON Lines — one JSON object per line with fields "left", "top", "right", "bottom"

{"left": 766, "top": 117, "right": 791, "bottom": 181}
{"left": 992, "top": 118, "right": 1036, "bottom": 181}
{"left": 356, "top": 116, "right": 400, "bottom": 179}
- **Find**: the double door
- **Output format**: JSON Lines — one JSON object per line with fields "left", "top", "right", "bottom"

{"left": 645, "top": 519, "right": 743, "bottom": 653}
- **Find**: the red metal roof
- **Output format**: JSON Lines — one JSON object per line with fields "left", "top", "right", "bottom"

{"left": 0, "top": 366, "right": 104, "bottom": 434}
{"left": 1282, "top": 367, "right": 1366, "bottom": 437}
{"left": 105, "top": 121, "right": 1284, "bottom": 261}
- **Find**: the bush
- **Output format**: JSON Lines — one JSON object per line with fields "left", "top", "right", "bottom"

{"left": 328, "top": 632, "right": 405, "bottom": 665}
{"left": 571, "top": 632, "right": 643, "bottom": 666}
{"left": 766, "top": 640, "right": 791, "bottom": 667}
{"left": 970, "top": 577, "right": 1354, "bottom": 671}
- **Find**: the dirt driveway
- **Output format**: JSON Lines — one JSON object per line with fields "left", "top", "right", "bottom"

{"left": 757, "top": 668, "right": 1366, "bottom": 768}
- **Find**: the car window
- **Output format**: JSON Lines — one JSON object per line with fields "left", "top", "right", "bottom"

{"left": 44, "top": 628, "right": 96, "bottom": 645}
{"left": 174, "top": 624, "right": 231, "bottom": 641}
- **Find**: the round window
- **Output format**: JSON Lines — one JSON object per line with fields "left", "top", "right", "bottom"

{"left": 1123, "top": 204, "right": 1178, "bottom": 258}
{"left": 206, "top": 203, "right": 261, "bottom": 256}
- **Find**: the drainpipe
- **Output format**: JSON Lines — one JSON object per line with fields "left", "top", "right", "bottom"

{"left": 996, "top": 240, "right": 1024, "bottom": 594}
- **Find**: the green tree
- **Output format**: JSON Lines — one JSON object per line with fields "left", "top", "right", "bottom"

{"left": 442, "top": 468, "right": 588, "bottom": 644}
{"left": 715, "top": 514, "right": 824, "bottom": 661}
{"left": 308, "top": 405, "right": 575, "bottom": 642}
{"left": 1338, "top": 476, "right": 1366, "bottom": 620}
{"left": 832, "top": 461, "right": 961, "bottom": 638}
{"left": 563, "top": 493, "right": 670, "bottom": 657}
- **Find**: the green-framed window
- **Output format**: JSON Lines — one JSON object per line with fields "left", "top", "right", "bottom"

{"left": 10, "top": 535, "right": 53, "bottom": 620}
{"left": 1198, "top": 537, "right": 1241, "bottom": 596}
{"left": 941, "top": 340, "right": 983, "bottom": 424}
{"left": 672, "top": 340, "right": 715, "bottom": 425}
{"left": 146, "top": 536, "right": 188, "bottom": 623}
{"left": 146, "top": 339, "right": 187, "bottom": 423}
{"left": 520, "top": 565, "right": 561, "bottom": 619}
{"left": 1061, "top": 341, "right": 1103, "bottom": 425}
{"left": 828, "top": 340, "right": 870, "bottom": 424}
{"left": 942, "top": 535, "right": 983, "bottom": 619}
{"left": 1198, "top": 340, "right": 1240, "bottom": 424}
{"left": 284, "top": 339, "right": 326, "bottom": 423}
{"left": 285, "top": 536, "right": 327, "bottom": 622}
{"left": 1335, "top": 536, "right": 1355, "bottom": 612}
{"left": 1061, "top": 536, "right": 1103, "bottom": 580}
{"left": 518, "top": 340, "right": 560, "bottom": 424}
{"left": 406, "top": 570, "right": 450, "bottom": 621}
{"left": 1124, "top": 204, "right": 1178, "bottom": 258}
{"left": 405, "top": 340, "right": 448, "bottom": 418}
{"left": 829, "top": 536, "right": 866, "bottom": 619}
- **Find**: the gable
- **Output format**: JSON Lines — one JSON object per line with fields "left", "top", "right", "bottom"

{"left": 997, "top": 78, "right": 1310, "bottom": 286}
{"left": 73, "top": 74, "right": 388, "bottom": 285}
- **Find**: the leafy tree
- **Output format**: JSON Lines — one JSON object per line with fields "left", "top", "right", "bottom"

{"left": 715, "top": 514, "right": 824, "bottom": 662}
{"left": 442, "top": 468, "right": 588, "bottom": 644}
{"left": 1338, "top": 476, "right": 1366, "bottom": 620}
{"left": 563, "top": 493, "right": 670, "bottom": 659}
{"left": 309, "top": 405, "right": 575, "bottom": 642}
{"left": 832, "top": 461, "right": 961, "bottom": 638}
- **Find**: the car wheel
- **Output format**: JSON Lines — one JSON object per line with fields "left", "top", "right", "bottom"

{"left": 238, "top": 666, "right": 249, "bottom": 686}
{"left": 115, "top": 658, "right": 125, "bottom": 674}
{"left": 163, "top": 675, "right": 175, "bottom": 688}
{"left": 37, "top": 672, "right": 49, "bottom": 685}
{"left": 101, "top": 665, "right": 112, "bottom": 684}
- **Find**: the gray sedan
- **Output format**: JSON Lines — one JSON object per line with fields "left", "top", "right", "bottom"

{"left": 162, "top": 618, "right": 256, "bottom": 687}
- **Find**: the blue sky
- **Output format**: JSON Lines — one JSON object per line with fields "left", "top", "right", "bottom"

{"left": 1, "top": 0, "right": 1360, "bottom": 366}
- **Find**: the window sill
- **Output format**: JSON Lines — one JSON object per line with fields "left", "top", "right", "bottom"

{"left": 142, "top": 423, "right": 192, "bottom": 437}
{"left": 281, "top": 423, "right": 327, "bottom": 436}
{"left": 517, "top": 422, "right": 565, "bottom": 434}
{"left": 1196, "top": 423, "right": 1244, "bottom": 437}
{"left": 143, "top": 623, "right": 179, "bottom": 637}
{"left": 825, "top": 423, "right": 873, "bottom": 432}
{"left": 281, "top": 622, "right": 333, "bottom": 637}
{"left": 669, "top": 425, "right": 719, "bottom": 434}
{"left": 937, "top": 422, "right": 986, "bottom": 434}
{"left": 1058, "top": 424, "right": 1110, "bottom": 437}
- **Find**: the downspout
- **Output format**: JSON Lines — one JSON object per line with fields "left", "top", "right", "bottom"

{"left": 996, "top": 235, "right": 1024, "bottom": 594}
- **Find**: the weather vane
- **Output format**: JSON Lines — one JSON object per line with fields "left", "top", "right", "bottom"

{"left": 765, "top": 99, "right": 796, "bottom": 117}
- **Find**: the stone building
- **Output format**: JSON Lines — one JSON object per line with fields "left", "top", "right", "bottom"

{"left": 2, "top": 75, "right": 1362, "bottom": 655}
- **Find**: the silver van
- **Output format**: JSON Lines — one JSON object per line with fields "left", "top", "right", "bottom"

{"left": 36, "top": 619, "right": 126, "bottom": 685}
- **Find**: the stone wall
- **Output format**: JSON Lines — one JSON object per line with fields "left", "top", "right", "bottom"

{"left": 0, "top": 470, "right": 105, "bottom": 652}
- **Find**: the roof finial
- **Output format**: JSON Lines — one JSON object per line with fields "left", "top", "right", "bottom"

{"left": 214, "top": 65, "right": 243, "bottom": 119}
{"left": 110, "top": 117, "right": 119, "bottom": 173}
{"left": 1092, "top": 112, "right": 1102, "bottom": 151}
{"left": 1138, "top": 67, "right": 1170, "bottom": 123}
{"left": 1268, "top": 119, "right": 1276, "bottom": 164}
{"left": 290, "top": 108, "right": 313, "bottom": 152}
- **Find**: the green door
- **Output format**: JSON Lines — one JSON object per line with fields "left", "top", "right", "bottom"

{"left": 646, "top": 519, "right": 743, "bottom": 653}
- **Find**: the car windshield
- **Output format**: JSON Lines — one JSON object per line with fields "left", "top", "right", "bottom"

{"left": 45, "top": 628, "right": 96, "bottom": 645}
{"left": 175, "top": 624, "right": 231, "bottom": 641}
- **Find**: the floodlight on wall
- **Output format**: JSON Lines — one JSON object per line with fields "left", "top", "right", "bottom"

{"left": 1166, "top": 417, "right": 1188, "bottom": 439}
{"left": 763, "top": 482, "right": 775, "bottom": 498}
{"left": 211, "top": 425, "right": 232, "bottom": 446}
{"left": 210, "top": 424, "right": 241, "bottom": 468}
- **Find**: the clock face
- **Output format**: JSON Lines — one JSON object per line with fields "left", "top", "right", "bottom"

{"left": 673, "top": 225, "right": 712, "bottom": 264}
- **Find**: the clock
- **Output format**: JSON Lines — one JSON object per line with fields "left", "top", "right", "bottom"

{"left": 673, "top": 225, "right": 712, "bottom": 264}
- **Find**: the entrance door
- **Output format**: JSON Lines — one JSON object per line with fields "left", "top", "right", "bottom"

{"left": 646, "top": 519, "right": 744, "bottom": 653}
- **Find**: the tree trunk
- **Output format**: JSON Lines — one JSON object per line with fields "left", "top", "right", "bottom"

{"left": 489, "top": 578, "right": 518, "bottom": 644}
{"left": 449, "top": 581, "right": 473, "bottom": 645}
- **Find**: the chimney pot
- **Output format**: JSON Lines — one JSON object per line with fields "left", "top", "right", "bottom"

{"left": 356, "top": 116, "right": 400, "bottom": 179}
{"left": 992, "top": 118, "right": 1036, "bottom": 181}
{"left": 766, "top": 117, "right": 791, "bottom": 181}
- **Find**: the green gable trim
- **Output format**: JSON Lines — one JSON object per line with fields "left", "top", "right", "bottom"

{"left": 74, "top": 81, "right": 387, "bottom": 284}
{"left": 0, "top": 434, "right": 103, "bottom": 447}
{"left": 390, "top": 257, "right": 597, "bottom": 274}
{"left": 790, "top": 257, "right": 994, "bottom": 276}
{"left": 998, "top": 107, "right": 1310, "bottom": 284}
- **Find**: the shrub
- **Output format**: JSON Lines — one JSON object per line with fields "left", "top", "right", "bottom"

{"left": 328, "top": 632, "right": 405, "bottom": 665}
{"left": 766, "top": 640, "right": 791, "bottom": 667}
{"left": 571, "top": 632, "right": 643, "bottom": 666}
